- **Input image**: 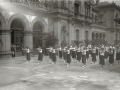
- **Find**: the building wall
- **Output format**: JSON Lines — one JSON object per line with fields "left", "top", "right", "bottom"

{"left": 1, "top": 0, "right": 120, "bottom": 55}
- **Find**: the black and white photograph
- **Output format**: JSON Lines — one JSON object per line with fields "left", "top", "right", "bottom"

{"left": 0, "top": 0, "right": 120, "bottom": 90}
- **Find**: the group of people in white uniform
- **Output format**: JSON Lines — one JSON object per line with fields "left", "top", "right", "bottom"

{"left": 23, "top": 44, "right": 120, "bottom": 70}
{"left": 46, "top": 44, "right": 120, "bottom": 70}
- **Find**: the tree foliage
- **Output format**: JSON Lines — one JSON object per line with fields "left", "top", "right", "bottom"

{"left": 45, "top": 32, "right": 58, "bottom": 48}
{"left": 73, "top": 40, "right": 85, "bottom": 46}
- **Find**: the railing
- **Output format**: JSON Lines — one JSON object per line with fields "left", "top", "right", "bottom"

{"left": 74, "top": 14, "right": 84, "bottom": 21}
{"left": 31, "top": 2, "right": 47, "bottom": 10}
{"left": 85, "top": 16, "right": 92, "bottom": 23}
{"left": 9, "top": 0, "right": 29, "bottom": 6}
{"left": 1, "top": 0, "right": 47, "bottom": 10}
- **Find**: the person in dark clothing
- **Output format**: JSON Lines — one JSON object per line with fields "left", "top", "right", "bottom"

{"left": 66, "top": 48, "right": 71, "bottom": 66}
{"left": 116, "top": 47, "right": 120, "bottom": 64}
{"left": 52, "top": 48, "right": 56, "bottom": 64}
{"left": 99, "top": 48, "right": 105, "bottom": 69}
{"left": 82, "top": 47, "right": 86, "bottom": 67}
{"left": 92, "top": 47, "right": 96, "bottom": 64}
{"left": 25, "top": 47, "right": 30, "bottom": 63}
{"left": 76, "top": 47, "right": 81, "bottom": 63}
{"left": 11, "top": 44, "right": 16, "bottom": 58}
{"left": 37, "top": 47, "right": 43, "bottom": 63}
{"left": 109, "top": 47, "right": 114, "bottom": 66}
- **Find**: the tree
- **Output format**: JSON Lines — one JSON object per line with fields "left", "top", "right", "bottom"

{"left": 73, "top": 40, "right": 85, "bottom": 47}
{"left": 45, "top": 32, "right": 58, "bottom": 48}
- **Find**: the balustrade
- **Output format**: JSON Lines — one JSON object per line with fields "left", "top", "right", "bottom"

{"left": 0, "top": 0, "right": 47, "bottom": 10}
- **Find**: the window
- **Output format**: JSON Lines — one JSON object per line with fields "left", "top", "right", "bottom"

{"left": 115, "top": 13, "right": 118, "bottom": 26}
{"left": 103, "top": 34, "right": 105, "bottom": 40}
{"left": 74, "top": 3, "right": 79, "bottom": 15}
{"left": 92, "top": 33, "right": 95, "bottom": 40}
{"left": 96, "top": 33, "right": 98, "bottom": 39}
{"left": 116, "top": 34, "right": 118, "bottom": 40}
{"left": 92, "top": 14, "right": 94, "bottom": 22}
{"left": 95, "top": 15, "right": 97, "bottom": 23}
{"left": 61, "top": 26, "right": 66, "bottom": 42}
{"left": 61, "top": 0, "right": 66, "bottom": 9}
{"left": 76, "top": 29, "right": 79, "bottom": 41}
{"left": 0, "top": 21, "right": 1, "bottom": 30}
{"left": 85, "top": 31, "right": 88, "bottom": 40}
{"left": 85, "top": 3, "right": 91, "bottom": 17}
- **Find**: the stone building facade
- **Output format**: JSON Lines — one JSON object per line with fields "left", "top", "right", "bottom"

{"left": 0, "top": 0, "right": 119, "bottom": 56}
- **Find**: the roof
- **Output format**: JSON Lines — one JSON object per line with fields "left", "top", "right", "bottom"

{"left": 98, "top": 1, "right": 111, "bottom": 6}
{"left": 97, "top": 1, "right": 120, "bottom": 11}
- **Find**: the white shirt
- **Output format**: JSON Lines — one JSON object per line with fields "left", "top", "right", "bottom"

{"left": 82, "top": 50, "right": 86, "bottom": 55}
{"left": 52, "top": 49, "right": 56, "bottom": 53}
{"left": 27, "top": 49, "right": 30, "bottom": 53}
{"left": 100, "top": 50, "right": 105, "bottom": 56}
{"left": 39, "top": 49, "right": 42, "bottom": 53}
{"left": 67, "top": 50, "right": 70, "bottom": 54}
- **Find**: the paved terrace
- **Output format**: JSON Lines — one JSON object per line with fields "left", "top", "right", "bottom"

{"left": 0, "top": 55, "right": 120, "bottom": 90}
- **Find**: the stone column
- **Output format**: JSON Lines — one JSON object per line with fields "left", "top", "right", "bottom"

{"left": 24, "top": 31, "right": 33, "bottom": 50}
{"left": 72, "top": 23, "right": 75, "bottom": 41}
{"left": 0, "top": 30, "right": 11, "bottom": 52}
{"left": 68, "top": 22, "right": 71, "bottom": 45}
{"left": 89, "top": 30, "right": 92, "bottom": 41}
{"left": 53, "top": 19, "right": 61, "bottom": 45}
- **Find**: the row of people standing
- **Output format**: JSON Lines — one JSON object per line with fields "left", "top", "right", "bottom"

{"left": 21, "top": 45, "right": 120, "bottom": 70}
{"left": 22, "top": 47, "right": 43, "bottom": 63}
{"left": 56, "top": 46, "right": 100, "bottom": 67}
{"left": 53, "top": 45, "right": 119, "bottom": 69}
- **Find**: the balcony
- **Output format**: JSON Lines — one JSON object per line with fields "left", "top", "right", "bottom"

{"left": 30, "top": 2, "right": 47, "bottom": 11}
{"left": 91, "top": 22, "right": 106, "bottom": 28}
{"left": 2, "top": 0, "right": 29, "bottom": 7}
{"left": 74, "top": 14, "right": 84, "bottom": 21}
{"left": 0, "top": 0, "right": 47, "bottom": 11}
{"left": 84, "top": 16, "right": 92, "bottom": 23}
{"left": 74, "top": 13, "right": 85, "bottom": 22}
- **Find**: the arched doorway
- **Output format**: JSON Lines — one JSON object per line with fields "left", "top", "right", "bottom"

{"left": 11, "top": 18, "right": 24, "bottom": 52}
{"left": 33, "top": 21, "right": 43, "bottom": 49}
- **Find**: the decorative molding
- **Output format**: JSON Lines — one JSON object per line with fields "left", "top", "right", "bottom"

{"left": 24, "top": 31, "right": 33, "bottom": 35}
{"left": 0, "top": 30, "right": 11, "bottom": 35}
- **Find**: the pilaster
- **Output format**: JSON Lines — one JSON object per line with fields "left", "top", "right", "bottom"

{"left": 53, "top": 18, "right": 61, "bottom": 45}
{"left": 23, "top": 31, "right": 33, "bottom": 49}
{"left": 0, "top": 30, "right": 11, "bottom": 52}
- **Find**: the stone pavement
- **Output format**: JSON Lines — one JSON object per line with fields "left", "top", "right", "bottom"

{"left": 0, "top": 55, "right": 120, "bottom": 90}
